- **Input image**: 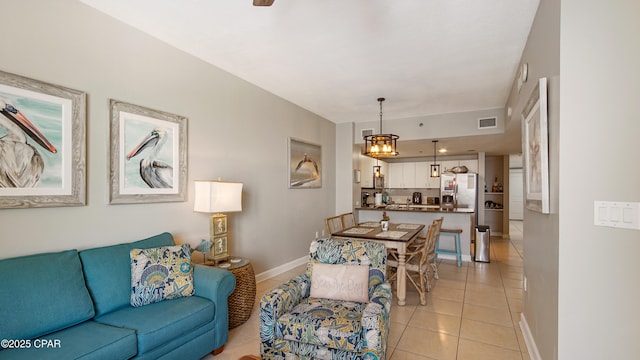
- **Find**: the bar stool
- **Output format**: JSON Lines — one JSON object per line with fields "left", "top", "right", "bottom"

{"left": 436, "top": 228, "right": 463, "bottom": 267}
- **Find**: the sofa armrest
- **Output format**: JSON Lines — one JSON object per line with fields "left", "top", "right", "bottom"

{"left": 193, "top": 264, "right": 236, "bottom": 347}
{"left": 362, "top": 281, "right": 392, "bottom": 359}
{"left": 259, "top": 274, "right": 310, "bottom": 345}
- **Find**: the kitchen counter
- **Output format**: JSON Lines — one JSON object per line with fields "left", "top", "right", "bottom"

{"left": 357, "top": 205, "right": 475, "bottom": 213}
{"left": 355, "top": 207, "right": 475, "bottom": 262}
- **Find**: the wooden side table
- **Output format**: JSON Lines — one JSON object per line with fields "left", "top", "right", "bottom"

{"left": 211, "top": 257, "right": 256, "bottom": 329}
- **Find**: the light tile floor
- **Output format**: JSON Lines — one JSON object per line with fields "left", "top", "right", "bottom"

{"left": 204, "top": 220, "right": 528, "bottom": 360}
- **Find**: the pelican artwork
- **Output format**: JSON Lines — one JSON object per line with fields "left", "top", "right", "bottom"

{"left": 295, "top": 153, "right": 319, "bottom": 175}
{"left": 126, "top": 128, "right": 173, "bottom": 188}
{"left": 291, "top": 153, "right": 320, "bottom": 187}
{"left": 0, "top": 97, "right": 57, "bottom": 188}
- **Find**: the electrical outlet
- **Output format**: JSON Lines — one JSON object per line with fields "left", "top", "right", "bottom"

{"left": 315, "top": 231, "right": 319, "bottom": 239}
{"left": 523, "top": 276, "right": 527, "bottom": 292}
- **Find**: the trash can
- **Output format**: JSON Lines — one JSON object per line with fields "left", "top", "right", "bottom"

{"left": 474, "top": 225, "right": 491, "bottom": 262}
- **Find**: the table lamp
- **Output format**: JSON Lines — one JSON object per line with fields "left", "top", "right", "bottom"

{"left": 194, "top": 180, "right": 243, "bottom": 263}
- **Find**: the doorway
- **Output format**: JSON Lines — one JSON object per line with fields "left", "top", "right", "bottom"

{"left": 509, "top": 168, "right": 524, "bottom": 220}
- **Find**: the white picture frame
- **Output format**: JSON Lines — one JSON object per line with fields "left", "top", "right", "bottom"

{"left": 522, "top": 77, "right": 550, "bottom": 214}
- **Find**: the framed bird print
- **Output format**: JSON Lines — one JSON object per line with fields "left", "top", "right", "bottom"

{"left": 288, "top": 137, "right": 322, "bottom": 188}
{"left": 522, "top": 77, "right": 550, "bottom": 214}
{"left": 109, "top": 100, "right": 187, "bottom": 204}
{"left": 0, "top": 70, "right": 86, "bottom": 209}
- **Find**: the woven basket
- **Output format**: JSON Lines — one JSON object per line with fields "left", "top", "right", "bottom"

{"left": 228, "top": 262, "right": 256, "bottom": 329}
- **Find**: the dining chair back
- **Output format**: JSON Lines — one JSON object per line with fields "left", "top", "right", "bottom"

{"left": 325, "top": 215, "right": 344, "bottom": 235}
{"left": 341, "top": 212, "right": 356, "bottom": 228}
{"left": 425, "top": 218, "right": 443, "bottom": 291}
{"left": 387, "top": 217, "right": 443, "bottom": 305}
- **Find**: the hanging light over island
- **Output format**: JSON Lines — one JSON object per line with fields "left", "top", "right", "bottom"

{"left": 363, "top": 97, "right": 399, "bottom": 158}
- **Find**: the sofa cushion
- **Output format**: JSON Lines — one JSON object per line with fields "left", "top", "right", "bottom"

{"left": 0, "top": 321, "right": 137, "bottom": 360}
{"left": 94, "top": 295, "right": 215, "bottom": 355}
{"left": 0, "top": 250, "right": 95, "bottom": 341}
{"left": 130, "top": 244, "right": 194, "bottom": 307}
{"left": 79, "top": 232, "right": 175, "bottom": 316}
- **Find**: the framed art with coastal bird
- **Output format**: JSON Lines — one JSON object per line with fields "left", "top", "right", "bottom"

{"left": 288, "top": 137, "right": 321, "bottom": 188}
{"left": 0, "top": 70, "right": 86, "bottom": 209}
{"left": 109, "top": 99, "right": 187, "bottom": 204}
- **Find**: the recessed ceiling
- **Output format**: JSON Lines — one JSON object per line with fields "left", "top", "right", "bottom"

{"left": 80, "top": 0, "right": 539, "bottom": 155}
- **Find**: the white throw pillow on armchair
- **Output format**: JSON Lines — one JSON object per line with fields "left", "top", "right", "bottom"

{"left": 310, "top": 263, "right": 369, "bottom": 303}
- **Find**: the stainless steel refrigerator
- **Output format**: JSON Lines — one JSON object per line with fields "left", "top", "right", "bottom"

{"left": 440, "top": 172, "right": 478, "bottom": 222}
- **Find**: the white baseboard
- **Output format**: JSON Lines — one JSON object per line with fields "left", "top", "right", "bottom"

{"left": 255, "top": 255, "right": 308, "bottom": 283}
{"left": 520, "top": 313, "right": 542, "bottom": 360}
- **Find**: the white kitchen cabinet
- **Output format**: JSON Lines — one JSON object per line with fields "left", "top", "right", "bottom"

{"left": 387, "top": 163, "right": 403, "bottom": 188}
{"left": 378, "top": 160, "right": 388, "bottom": 188}
{"left": 360, "top": 156, "right": 388, "bottom": 188}
{"left": 403, "top": 163, "right": 416, "bottom": 188}
{"left": 414, "top": 162, "right": 429, "bottom": 188}
{"left": 414, "top": 162, "right": 441, "bottom": 188}
{"left": 388, "top": 162, "right": 415, "bottom": 188}
{"left": 360, "top": 156, "right": 373, "bottom": 188}
{"left": 427, "top": 168, "right": 441, "bottom": 189}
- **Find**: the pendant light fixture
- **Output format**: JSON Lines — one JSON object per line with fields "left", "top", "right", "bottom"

{"left": 363, "top": 97, "right": 399, "bottom": 158}
{"left": 373, "top": 160, "right": 381, "bottom": 179}
{"left": 430, "top": 140, "right": 440, "bottom": 177}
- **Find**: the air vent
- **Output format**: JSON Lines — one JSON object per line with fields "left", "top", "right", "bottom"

{"left": 361, "top": 128, "right": 374, "bottom": 139}
{"left": 478, "top": 117, "right": 497, "bottom": 129}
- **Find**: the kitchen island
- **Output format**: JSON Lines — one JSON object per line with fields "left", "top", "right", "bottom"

{"left": 356, "top": 206, "right": 475, "bottom": 262}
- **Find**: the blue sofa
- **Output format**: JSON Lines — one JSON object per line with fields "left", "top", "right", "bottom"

{"left": 0, "top": 232, "right": 236, "bottom": 360}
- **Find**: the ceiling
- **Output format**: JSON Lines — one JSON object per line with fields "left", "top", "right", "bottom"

{"left": 80, "top": 0, "right": 539, "bottom": 157}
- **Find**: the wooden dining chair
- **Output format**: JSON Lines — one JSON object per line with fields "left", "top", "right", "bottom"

{"left": 325, "top": 215, "right": 344, "bottom": 235}
{"left": 425, "top": 218, "right": 443, "bottom": 291}
{"left": 341, "top": 212, "right": 356, "bottom": 228}
{"left": 387, "top": 217, "right": 443, "bottom": 305}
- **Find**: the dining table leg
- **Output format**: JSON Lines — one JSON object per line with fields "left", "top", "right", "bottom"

{"left": 396, "top": 243, "right": 407, "bottom": 306}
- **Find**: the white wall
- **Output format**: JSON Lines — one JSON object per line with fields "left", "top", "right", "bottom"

{"left": 0, "top": 0, "right": 336, "bottom": 273}
{"left": 507, "top": 0, "right": 640, "bottom": 359}
{"left": 335, "top": 122, "right": 354, "bottom": 216}
{"left": 558, "top": 1, "right": 640, "bottom": 358}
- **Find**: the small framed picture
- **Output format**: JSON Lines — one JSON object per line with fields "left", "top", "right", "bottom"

{"left": 288, "top": 137, "right": 322, "bottom": 188}
{"left": 211, "top": 214, "right": 228, "bottom": 235}
{"left": 210, "top": 235, "right": 229, "bottom": 260}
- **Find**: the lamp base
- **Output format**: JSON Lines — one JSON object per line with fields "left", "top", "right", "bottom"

{"left": 209, "top": 213, "right": 230, "bottom": 262}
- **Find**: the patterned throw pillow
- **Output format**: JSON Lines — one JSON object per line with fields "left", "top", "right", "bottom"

{"left": 130, "top": 244, "right": 194, "bottom": 307}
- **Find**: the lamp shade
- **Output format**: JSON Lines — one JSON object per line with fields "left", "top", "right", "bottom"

{"left": 194, "top": 181, "right": 243, "bottom": 213}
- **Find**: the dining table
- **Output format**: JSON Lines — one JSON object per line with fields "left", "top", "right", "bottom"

{"left": 331, "top": 222, "right": 425, "bottom": 306}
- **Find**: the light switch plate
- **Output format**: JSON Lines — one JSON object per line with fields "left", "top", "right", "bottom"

{"left": 594, "top": 201, "right": 640, "bottom": 230}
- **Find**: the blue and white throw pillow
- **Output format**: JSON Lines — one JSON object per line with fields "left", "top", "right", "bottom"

{"left": 130, "top": 244, "right": 194, "bottom": 307}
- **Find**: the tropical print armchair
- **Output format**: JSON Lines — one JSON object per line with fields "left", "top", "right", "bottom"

{"left": 260, "top": 238, "right": 391, "bottom": 360}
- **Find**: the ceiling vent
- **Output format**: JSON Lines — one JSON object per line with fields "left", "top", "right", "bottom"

{"left": 361, "top": 128, "right": 374, "bottom": 139}
{"left": 478, "top": 117, "right": 497, "bottom": 129}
